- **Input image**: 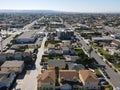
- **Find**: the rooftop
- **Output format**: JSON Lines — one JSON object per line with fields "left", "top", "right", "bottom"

{"left": 37, "top": 70, "right": 56, "bottom": 86}
{"left": 1, "top": 61, "right": 24, "bottom": 68}
{"left": 60, "top": 70, "right": 79, "bottom": 79}
{"left": 16, "top": 31, "right": 37, "bottom": 39}
{"left": 0, "top": 71, "right": 15, "bottom": 83}
{"left": 79, "top": 70, "right": 99, "bottom": 82}
{"left": 48, "top": 60, "right": 65, "bottom": 67}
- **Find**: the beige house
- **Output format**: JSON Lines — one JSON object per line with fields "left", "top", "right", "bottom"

{"left": 79, "top": 70, "right": 100, "bottom": 90}
{"left": 1, "top": 61, "right": 24, "bottom": 73}
{"left": 37, "top": 70, "right": 100, "bottom": 90}
{"left": 37, "top": 70, "right": 56, "bottom": 90}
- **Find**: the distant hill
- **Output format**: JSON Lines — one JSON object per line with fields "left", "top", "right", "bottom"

{"left": 0, "top": 10, "right": 63, "bottom": 14}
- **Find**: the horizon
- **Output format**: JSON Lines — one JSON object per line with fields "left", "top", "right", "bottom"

{"left": 0, "top": 0, "right": 120, "bottom": 13}
{"left": 0, "top": 9, "right": 120, "bottom": 14}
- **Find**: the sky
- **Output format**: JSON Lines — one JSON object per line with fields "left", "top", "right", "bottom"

{"left": 0, "top": 0, "right": 120, "bottom": 13}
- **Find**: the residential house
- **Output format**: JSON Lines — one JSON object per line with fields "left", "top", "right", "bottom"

{"left": 48, "top": 49, "right": 63, "bottom": 56}
{"left": 60, "top": 70, "right": 82, "bottom": 90}
{"left": 6, "top": 53, "right": 14, "bottom": 60}
{"left": 48, "top": 60, "right": 65, "bottom": 70}
{"left": 62, "top": 47, "right": 70, "bottom": 55}
{"left": 0, "top": 71, "right": 16, "bottom": 90}
{"left": 14, "top": 52, "right": 22, "bottom": 60}
{"left": 68, "top": 63, "right": 85, "bottom": 71}
{"left": 1, "top": 61, "right": 24, "bottom": 73}
{"left": 0, "top": 53, "right": 6, "bottom": 62}
{"left": 111, "top": 40, "right": 120, "bottom": 48}
{"left": 37, "top": 70, "right": 56, "bottom": 90}
{"left": 79, "top": 70, "right": 100, "bottom": 90}
{"left": 64, "top": 55, "right": 79, "bottom": 62}
{"left": 60, "top": 70, "right": 79, "bottom": 82}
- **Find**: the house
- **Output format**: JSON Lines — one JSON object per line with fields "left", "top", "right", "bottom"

{"left": 60, "top": 70, "right": 82, "bottom": 90}
{"left": 60, "top": 70, "right": 79, "bottom": 81}
{"left": 0, "top": 53, "right": 6, "bottom": 62}
{"left": 48, "top": 49, "right": 63, "bottom": 55}
{"left": 64, "top": 55, "right": 79, "bottom": 62}
{"left": 0, "top": 71, "right": 16, "bottom": 90}
{"left": 92, "top": 36, "right": 113, "bottom": 43}
{"left": 48, "top": 60, "right": 65, "bottom": 70}
{"left": 68, "top": 63, "right": 85, "bottom": 71}
{"left": 6, "top": 53, "right": 14, "bottom": 60}
{"left": 62, "top": 47, "right": 70, "bottom": 55}
{"left": 22, "top": 52, "right": 32, "bottom": 62}
{"left": 1, "top": 61, "right": 24, "bottom": 73}
{"left": 37, "top": 70, "right": 56, "bottom": 90}
{"left": 14, "top": 52, "right": 22, "bottom": 60}
{"left": 5, "top": 49, "right": 15, "bottom": 54}
{"left": 111, "top": 40, "right": 120, "bottom": 48}
{"left": 79, "top": 70, "right": 100, "bottom": 90}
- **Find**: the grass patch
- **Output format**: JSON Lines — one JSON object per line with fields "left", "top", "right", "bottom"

{"left": 45, "top": 40, "right": 61, "bottom": 47}
{"left": 104, "top": 85, "right": 113, "bottom": 90}
{"left": 75, "top": 48, "right": 85, "bottom": 55}
{"left": 114, "top": 64, "right": 120, "bottom": 72}
{"left": 94, "top": 69, "right": 103, "bottom": 77}
{"left": 41, "top": 54, "right": 65, "bottom": 62}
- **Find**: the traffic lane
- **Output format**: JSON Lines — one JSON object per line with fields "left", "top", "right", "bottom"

{"left": 92, "top": 50, "right": 120, "bottom": 87}
{"left": 0, "top": 35, "right": 15, "bottom": 50}
{"left": 105, "top": 66, "right": 120, "bottom": 87}
{"left": 91, "top": 51, "right": 106, "bottom": 65}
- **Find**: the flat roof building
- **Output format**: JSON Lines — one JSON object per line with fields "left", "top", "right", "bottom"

{"left": 1, "top": 61, "right": 24, "bottom": 73}
{"left": 15, "top": 31, "right": 38, "bottom": 44}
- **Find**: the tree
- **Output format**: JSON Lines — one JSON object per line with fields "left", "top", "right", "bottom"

{"left": 65, "top": 64, "right": 69, "bottom": 70}
{"left": 88, "top": 46, "right": 93, "bottom": 57}
{"left": 55, "top": 67, "right": 60, "bottom": 86}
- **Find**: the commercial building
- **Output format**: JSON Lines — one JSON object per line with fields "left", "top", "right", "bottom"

{"left": 92, "top": 36, "right": 113, "bottom": 43}
{"left": 15, "top": 31, "right": 39, "bottom": 44}
{"left": 56, "top": 28, "right": 74, "bottom": 40}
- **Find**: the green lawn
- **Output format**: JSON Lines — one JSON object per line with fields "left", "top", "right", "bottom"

{"left": 104, "top": 85, "right": 113, "bottom": 90}
{"left": 94, "top": 69, "right": 103, "bottom": 77}
{"left": 75, "top": 48, "right": 85, "bottom": 55}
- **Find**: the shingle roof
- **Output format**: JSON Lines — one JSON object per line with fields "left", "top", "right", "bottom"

{"left": 79, "top": 70, "right": 99, "bottom": 82}
{"left": 60, "top": 70, "right": 79, "bottom": 79}
{"left": 37, "top": 70, "right": 56, "bottom": 83}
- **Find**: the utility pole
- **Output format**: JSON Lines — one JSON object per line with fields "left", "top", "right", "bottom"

{"left": 0, "top": 37, "right": 2, "bottom": 53}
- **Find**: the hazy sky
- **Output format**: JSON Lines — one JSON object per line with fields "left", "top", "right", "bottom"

{"left": 0, "top": 0, "right": 120, "bottom": 13}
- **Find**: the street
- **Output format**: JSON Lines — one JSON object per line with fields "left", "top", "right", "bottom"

{"left": 77, "top": 34, "right": 120, "bottom": 88}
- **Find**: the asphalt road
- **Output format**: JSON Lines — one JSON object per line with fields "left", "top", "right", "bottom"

{"left": 76, "top": 34, "right": 120, "bottom": 88}
{"left": 0, "top": 34, "right": 15, "bottom": 51}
